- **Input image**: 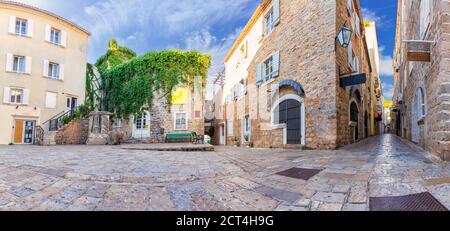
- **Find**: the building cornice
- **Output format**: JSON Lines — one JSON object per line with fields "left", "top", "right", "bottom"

{"left": 224, "top": 0, "right": 271, "bottom": 63}
{"left": 0, "top": 0, "right": 91, "bottom": 36}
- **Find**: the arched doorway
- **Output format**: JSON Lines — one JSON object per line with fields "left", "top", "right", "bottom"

{"left": 132, "top": 111, "right": 151, "bottom": 139}
{"left": 279, "top": 99, "right": 302, "bottom": 144}
{"left": 271, "top": 94, "right": 305, "bottom": 145}
{"left": 350, "top": 101, "right": 359, "bottom": 142}
{"left": 412, "top": 87, "right": 425, "bottom": 143}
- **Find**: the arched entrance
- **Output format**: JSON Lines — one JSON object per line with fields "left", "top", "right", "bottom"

{"left": 350, "top": 101, "right": 359, "bottom": 142}
{"left": 364, "top": 111, "right": 369, "bottom": 138}
{"left": 279, "top": 99, "right": 302, "bottom": 144}
{"left": 271, "top": 94, "right": 305, "bottom": 145}
{"left": 412, "top": 87, "right": 425, "bottom": 143}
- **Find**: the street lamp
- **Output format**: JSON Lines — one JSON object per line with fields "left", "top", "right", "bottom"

{"left": 337, "top": 25, "right": 352, "bottom": 48}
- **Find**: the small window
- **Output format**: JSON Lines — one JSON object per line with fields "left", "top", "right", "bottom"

{"left": 264, "top": 56, "right": 274, "bottom": 81}
{"left": 50, "top": 28, "right": 61, "bottom": 44}
{"left": 13, "top": 56, "right": 25, "bottom": 73}
{"left": 10, "top": 89, "right": 23, "bottom": 104}
{"left": 113, "top": 119, "right": 122, "bottom": 128}
{"left": 175, "top": 112, "right": 188, "bottom": 130}
{"left": 15, "top": 18, "right": 27, "bottom": 36}
{"left": 265, "top": 8, "right": 275, "bottom": 34}
{"left": 48, "top": 63, "right": 59, "bottom": 79}
{"left": 417, "top": 88, "right": 426, "bottom": 117}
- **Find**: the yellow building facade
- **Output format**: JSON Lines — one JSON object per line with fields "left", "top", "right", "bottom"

{"left": 0, "top": 1, "right": 90, "bottom": 144}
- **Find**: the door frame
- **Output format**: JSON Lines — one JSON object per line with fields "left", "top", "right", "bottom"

{"left": 132, "top": 111, "right": 151, "bottom": 139}
{"left": 271, "top": 94, "right": 305, "bottom": 145}
{"left": 219, "top": 123, "right": 225, "bottom": 145}
{"left": 13, "top": 119, "right": 36, "bottom": 144}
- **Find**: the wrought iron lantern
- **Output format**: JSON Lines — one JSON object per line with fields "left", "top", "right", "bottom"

{"left": 337, "top": 25, "right": 352, "bottom": 48}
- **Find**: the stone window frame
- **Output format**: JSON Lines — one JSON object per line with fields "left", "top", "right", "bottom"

{"left": 174, "top": 111, "right": 188, "bottom": 131}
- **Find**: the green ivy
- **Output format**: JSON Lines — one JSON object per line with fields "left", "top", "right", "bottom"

{"left": 102, "top": 46, "right": 211, "bottom": 119}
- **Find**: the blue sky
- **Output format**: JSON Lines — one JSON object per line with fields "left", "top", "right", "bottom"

{"left": 16, "top": 0, "right": 397, "bottom": 99}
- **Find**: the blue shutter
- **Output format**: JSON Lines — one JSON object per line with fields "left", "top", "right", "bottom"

{"left": 273, "top": 51, "right": 280, "bottom": 77}
{"left": 273, "top": 0, "right": 280, "bottom": 26}
{"left": 256, "top": 63, "right": 263, "bottom": 84}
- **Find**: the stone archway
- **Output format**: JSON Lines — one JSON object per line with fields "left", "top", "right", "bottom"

{"left": 271, "top": 94, "right": 306, "bottom": 145}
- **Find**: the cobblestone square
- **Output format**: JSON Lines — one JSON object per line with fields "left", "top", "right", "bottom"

{"left": 0, "top": 135, "right": 449, "bottom": 211}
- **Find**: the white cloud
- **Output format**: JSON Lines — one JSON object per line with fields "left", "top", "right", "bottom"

{"left": 77, "top": 0, "right": 253, "bottom": 62}
{"left": 362, "top": 7, "right": 394, "bottom": 31}
{"left": 383, "top": 83, "right": 394, "bottom": 100}
{"left": 362, "top": 8, "right": 381, "bottom": 24}
{"left": 378, "top": 46, "right": 394, "bottom": 76}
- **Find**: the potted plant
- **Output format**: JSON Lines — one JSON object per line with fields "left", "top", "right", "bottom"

{"left": 234, "top": 137, "right": 240, "bottom": 147}
{"left": 243, "top": 134, "right": 250, "bottom": 148}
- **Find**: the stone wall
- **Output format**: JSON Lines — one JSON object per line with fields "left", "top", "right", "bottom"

{"left": 221, "top": 0, "right": 338, "bottom": 149}
{"left": 335, "top": 0, "right": 372, "bottom": 147}
{"left": 394, "top": 0, "right": 450, "bottom": 160}
{"left": 55, "top": 119, "right": 89, "bottom": 145}
{"left": 216, "top": 0, "right": 372, "bottom": 149}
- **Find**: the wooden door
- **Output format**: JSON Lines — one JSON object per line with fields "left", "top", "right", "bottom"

{"left": 14, "top": 120, "right": 24, "bottom": 144}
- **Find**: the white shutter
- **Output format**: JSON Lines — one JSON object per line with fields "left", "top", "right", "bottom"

{"left": 6, "top": 53, "right": 13, "bottom": 72}
{"left": 273, "top": 51, "right": 280, "bottom": 77}
{"left": 45, "top": 92, "right": 57, "bottom": 109}
{"left": 43, "top": 60, "right": 49, "bottom": 77}
{"left": 348, "top": 43, "right": 354, "bottom": 71}
{"left": 273, "top": 0, "right": 280, "bottom": 26}
{"left": 22, "top": 89, "right": 30, "bottom": 105}
{"left": 25, "top": 56, "right": 32, "bottom": 74}
{"left": 45, "top": 24, "right": 51, "bottom": 42}
{"left": 8, "top": 16, "right": 16, "bottom": 34}
{"left": 59, "top": 64, "right": 65, "bottom": 80}
{"left": 61, "top": 30, "right": 67, "bottom": 47}
{"left": 27, "top": 19, "right": 34, "bottom": 37}
{"left": 347, "top": 0, "right": 353, "bottom": 16}
{"left": 256, "top": 63, "right": 263, "bottom": 84}
{"left": 3, "top": 87, "right": 11, "bottom": 104}
{"left": 354, "top": 13, "right": 360, "bottom": 37}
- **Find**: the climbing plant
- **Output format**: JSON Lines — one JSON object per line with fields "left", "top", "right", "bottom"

{"left": 90, "top": 39, "right": 211, "bottom": 119}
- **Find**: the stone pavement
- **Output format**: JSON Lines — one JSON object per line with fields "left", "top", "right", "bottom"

{"left": 0, "top": 134, "right": 448, "bottom": 211}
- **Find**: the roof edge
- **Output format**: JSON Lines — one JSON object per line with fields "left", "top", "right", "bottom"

{"left": 0, "top": 0, "right": 91, "bottom": 36}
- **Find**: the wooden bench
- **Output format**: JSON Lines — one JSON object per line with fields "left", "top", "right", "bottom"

{"left": 165, "top": 133, "right": 193, "bottom": 143}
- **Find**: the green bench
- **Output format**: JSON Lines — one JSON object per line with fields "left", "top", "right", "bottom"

{"left": 165, "top": 133, "right": 193, "bottom": 143}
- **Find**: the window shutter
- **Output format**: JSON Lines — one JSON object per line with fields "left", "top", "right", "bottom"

{"left": 8, "top": 16, "right": 16, "bottom": 34}
{"left": 348, "top": 43, "right": 354, "bottom": 71}
{"left": 3, "top": 87, "right": 11, "bottom": 104}
{"left": 347, "top": 0, "right": 353, "bottom": 16}
{"left": 273, "top": 0, "right": 280, "bottom": 26}
{"left": 43, "top": 60, "right": 49, "bottom": 77}
{"left": 273, "top": 51, "right": 280, "bottom": 77}
{"left": 45, "top": 25, "right": 51, "bottom": 42}
{"left": 6, "top": 53, "right": 13, "bottom": 72}
{"left": 256, "top": 63, "right": 263, "bottom": 84}
{"left": 27, "top": 19, "right": 34, "bottom": 37}
{"left": 354, "top": 13, "right": 360, "bottom": 37}
{"left": 59, "top": 64, "right": 65, "bottom": 80}
{"left": 25, "top": 56, "right": 32, "bottom": 74}
{"left": 61, "top": 30, "right": 67, "bottom": 47}
{"left": 46, "top": 92, "right": 57, "bottom": 108}
{"left": 23, "top": 89, "right": 30, "bottom": 105}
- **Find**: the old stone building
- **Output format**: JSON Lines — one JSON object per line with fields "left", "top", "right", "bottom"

{"left": 392, "top": 0, "right": 450, "bottom": 160}
{"left": 211, "top": 0, "right": 373, "bottom": 149}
